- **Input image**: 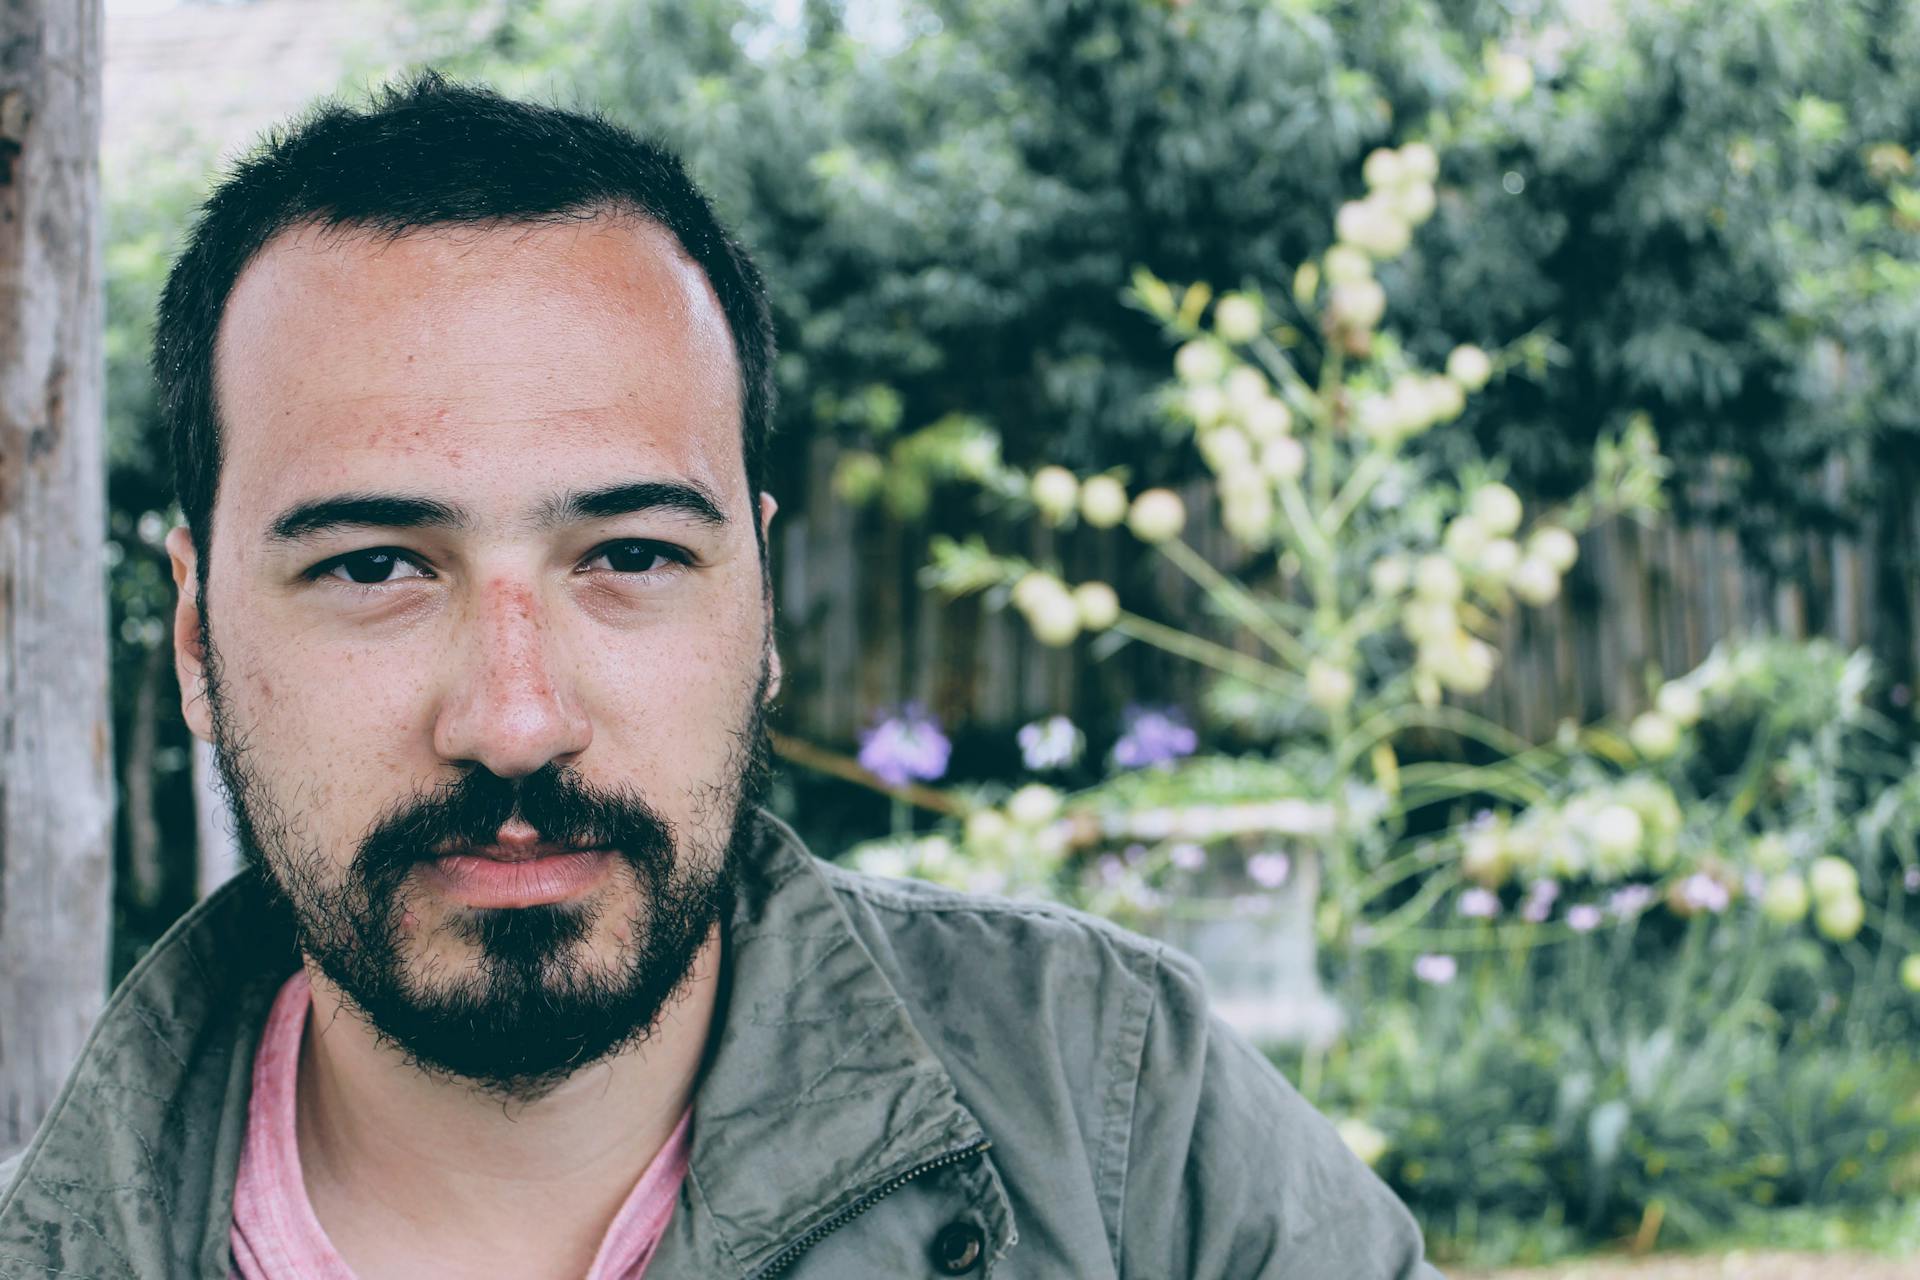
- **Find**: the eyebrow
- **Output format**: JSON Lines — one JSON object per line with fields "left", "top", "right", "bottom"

{"left": 530, "top": 480, "right": 728, "bottom": 530}
{"left": 265, "top": 480, "right": 728, "bottom": 545}
{"left": 267, "top": 493, "right": 469, "bottom": 544}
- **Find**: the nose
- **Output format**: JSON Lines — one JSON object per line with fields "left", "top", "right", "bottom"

{"left": 432, "top": 577, "right": 592, "bottom": 778}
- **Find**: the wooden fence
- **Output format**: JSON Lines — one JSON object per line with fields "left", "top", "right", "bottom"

{"left": 767, "top": 442, "right": 1914, "bottom": 752}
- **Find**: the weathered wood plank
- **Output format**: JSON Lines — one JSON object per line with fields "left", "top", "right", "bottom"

{"left": 0, "top": 0, "right": 113, "bottom": 1158}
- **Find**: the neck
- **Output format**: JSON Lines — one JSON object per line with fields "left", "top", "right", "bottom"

{"left": 293, "top": 926, "right": 719, "bottom": 1277}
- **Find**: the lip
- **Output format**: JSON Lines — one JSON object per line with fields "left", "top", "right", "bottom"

{"left": 423, "top": 848, "right": 615, "bottom": 909}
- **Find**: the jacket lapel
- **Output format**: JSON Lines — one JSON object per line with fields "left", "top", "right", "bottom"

{"left": 657, "top": 817, "right": 1013, "bottom": 1277}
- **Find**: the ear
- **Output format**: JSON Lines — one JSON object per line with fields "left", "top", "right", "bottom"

{"left": 759, "top": 491, "right": 782, "bottom": 703}
{"left": 165, "top": 526, "right": 214, "bottom": 742}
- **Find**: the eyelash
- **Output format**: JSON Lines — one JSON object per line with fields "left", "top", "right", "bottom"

{"left": 305, "top": 540, "right": 694, "bottom": 590}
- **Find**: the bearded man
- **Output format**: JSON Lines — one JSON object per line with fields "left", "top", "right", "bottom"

{"left": 0, "top": 75, "right": 1440, "bottom": 1279}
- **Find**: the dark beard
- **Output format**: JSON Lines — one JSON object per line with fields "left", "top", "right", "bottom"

{"left": 201, "top": 614, "right": 770, "bottom": 1101}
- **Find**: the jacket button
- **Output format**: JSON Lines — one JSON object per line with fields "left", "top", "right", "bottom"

{"left": 930, "top": 1221, "right": 984, "bottom": 1274}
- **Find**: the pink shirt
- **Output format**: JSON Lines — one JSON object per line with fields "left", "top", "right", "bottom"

{"left": 230, "top": 970, "right": 691, "bottom": 1279}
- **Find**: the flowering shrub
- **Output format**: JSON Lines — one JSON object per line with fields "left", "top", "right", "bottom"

{"left": 848, "top": 136, "right": 1664, "bottom": 940}
{"left": 826, "top": 132, "right": 1920, "bottom": 1257}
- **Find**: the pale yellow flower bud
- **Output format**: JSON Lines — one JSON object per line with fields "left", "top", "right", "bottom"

{"left": 1261, "top": 436, "right": 1306, "bottom": 481}
{"left": 1243, "top": 396, "right": 1294, "bottom": 441}
{"left": 1079, "top": 475, "right": 1129, "bottom": 528}
{"left": 1007, "top": 783, "right": 1062, "bottom": 827}
{"left": 1128, "top": 489, "right": 1187, "bottom": 544}
{"left": 1329, "top": 279, "right": 1387, "bottom": 331}
{"left": 1198, "top": 427, "right": 1253, "bottom": 475}
{"left": 1901, "top": 954, "right": 1920, "bottom": 992}
{"left": 1183, "top": 384, "right": 1228, "bottom": 427}
{"left": 1447, "top": 344, "right": 1495, "bottom": 392}
{"left": 1487, "top": 50, "right": 1535, "bottom": 101}
{"left": 1443, "top": 515, "right": 1490, "bottom": 562}
{"left": 1025, "top": 589, "right": 1082, "bottom": 647}
{"left": 1072, "top": 581, "right": 1121, "bottom": 631}
{"left": 1399, "top": 142, "right": 1439, "bottom": 183}
{"left": 1656, "top": 682, "right": 1703, "bottom": 727}
{"left": 1760, "top": 874, "right": 1809, "bottom": 925}
{"left": 1385, "top": 180, "right": 1436, "bottom": 226}
{"left": 1307, "top": 660, "right": 1357, "bottom": 713}
{"left": 1213, "top": 294, "right": 1264, "bottom": 344}
{"left": 1362, "top": 147, "right": 1405, "bottom": 191}
{"left": 1589, "top": 805, "right": 1644, "bottom": 861}
{"left": 1324, "top": 244, "right": 1373, "bottom": 285}
{"left": 1815, "top": 891, "right": 1864, "bottom": 942}
{"left": 1476, "top": 537, "right": 1521, "bottom": 580}
{"left": 1469, "top": 482, "right": 1522, "bottom": 534}
{"left": 1224, "top": 365, "right": 1270, "bottom": 414}
{"left": 1336, "top": 198, "right": 1411, "bottom": 259}
{"left": 1510, "top": 557, "right": 1561, "bottom": 606}
{"left": 1809, "top": 856, "right": 1860, "bottom": 906}
{"left": 1029, "top": 466, "right": 1080, "bottom": 524}
{"left": 1628, "top": 710, "right": 1680, "bottom": 759}
{"left": 963, "top": 808, "right": 1011, "bottom": 851}
{"left": 1529, "top": 526, "right": 1580, "bottom": 573}
{"left": 1370, "top": 555, "right": 1410, "bottom": 598}
{"left": 1414, "top": 554, "right": 1464, "bottom": 602}
{"left": 1175, "top": 339, "right": 1227, "bottom": 384}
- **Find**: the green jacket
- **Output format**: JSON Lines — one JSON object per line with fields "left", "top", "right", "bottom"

{"left": 0, "top": 815, "right": 1442, "bottom": 1278}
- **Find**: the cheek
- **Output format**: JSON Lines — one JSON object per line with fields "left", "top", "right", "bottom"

{"left": 220, "top": 624, "right": 437, "bottom": 813}
{"left": 578, "top": 608, "right": 763, "bottom": 789}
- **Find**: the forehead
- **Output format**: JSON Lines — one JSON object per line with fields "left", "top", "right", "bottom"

{"left": 212, "top": 216, "right": 743, "bottom": 530}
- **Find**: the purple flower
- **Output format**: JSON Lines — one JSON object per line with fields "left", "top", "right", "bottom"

{"left": 1111, "top": 705, "right": 1198, "bottom": 770}
{"left": 1247, "top": 851, "right": 1292, "bottom": 889}
{"left": 1413, "top": 953, "right": 1458, "bottom": 986}
{"left": 1679, "top": 872, "right": 1730, "bottom": 914}
{"left": 1457, "top": 887, "right": 1500, "bottom": 919}
{"left": 1520, "top": 879, "right": 1560, "bottom": 924}
{"left": 1169, "top": 842, "right": 1208, "bottom": 872}
{"left": 858, "top": 703, "right": 951, "bottom": 788}
{"left": 1905, "top": 867, "right": 1920, "bottom": 893}
{"left": 1017, "top": 715, "right": 1084, "bottom": 771}
{"left": 1096, "top": 854, "right": 1128, "bottom": 886}
{"left": 1608, "top": 884, "right": 1656, "bottom": 919}
{"left": 1567, "top": 904, "right": 1603, "bottom": 933}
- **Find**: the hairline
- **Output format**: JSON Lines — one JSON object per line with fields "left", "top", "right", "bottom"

{"left": 195, "top": 201, "right": 765, "bottom": 594}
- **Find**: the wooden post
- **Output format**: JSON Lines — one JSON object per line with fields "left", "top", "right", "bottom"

{"left": 0, "top": 0, "right": 112, "bottom": 1157}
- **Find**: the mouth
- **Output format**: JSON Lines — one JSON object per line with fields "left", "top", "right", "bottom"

{"left": 423, "top": 835, "right": 616, "bottom": 909}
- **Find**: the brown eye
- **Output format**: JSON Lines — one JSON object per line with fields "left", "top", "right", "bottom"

{"left": 316, "top": 549, "right": 428, "bottom": 585}
{"left": 586, "top": 541, "right": 687, "bottom": 574}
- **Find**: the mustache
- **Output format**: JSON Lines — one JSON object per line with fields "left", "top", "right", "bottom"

{"left": 352, "top": 764, "right": 675, "bottom": 885}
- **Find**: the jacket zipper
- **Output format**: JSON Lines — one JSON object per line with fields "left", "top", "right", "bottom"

{"left": 750, "top": 1139, "right": 994, "bottom": 1278}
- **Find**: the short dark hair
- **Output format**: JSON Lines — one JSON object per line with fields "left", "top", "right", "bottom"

{"left": 155, "top": 72, "right": 776, "bottom": 584}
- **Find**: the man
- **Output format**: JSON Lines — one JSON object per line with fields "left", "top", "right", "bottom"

{"left": 0, "top": 76, "right": 1441, "bottom": 1278}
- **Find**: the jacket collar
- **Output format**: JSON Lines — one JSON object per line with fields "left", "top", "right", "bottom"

{"left": 0, "top": 813, "right": 1011, "bottom": 1278}
{"left": 660, "top": 815, "right": 1011, "bottom": 1275}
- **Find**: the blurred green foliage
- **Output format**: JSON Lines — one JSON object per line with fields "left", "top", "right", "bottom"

{"left": 94, "top": 0, "right": 1920, "bottom": 1257}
